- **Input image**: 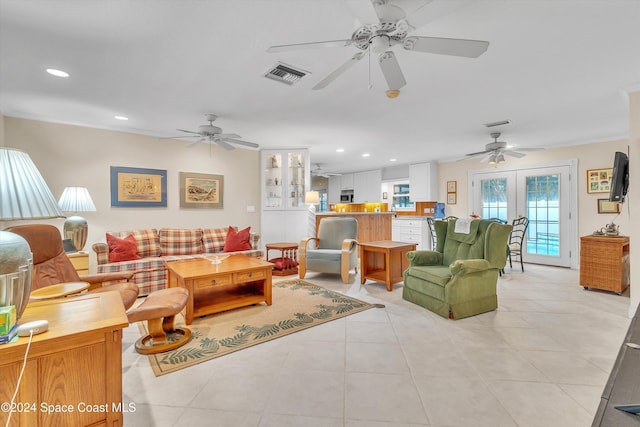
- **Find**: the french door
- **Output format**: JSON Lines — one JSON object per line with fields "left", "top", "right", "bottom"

{"left": 470, "top": 162, "right": 576, "bottom": 268}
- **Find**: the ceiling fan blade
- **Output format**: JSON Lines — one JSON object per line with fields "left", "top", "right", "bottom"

{"left": 378, "top": 51, "right": 406, "bottom": 90}
{"left": 403, "top": 36, "right": 489, "bottom": 58}
{"left": 222, "top": 138, "right": 260, "bottom": 149}
{"left": 312, "top": 51, "right": 366, "bottom": 90}
{"left": 345, "top": 0, "right": 379, "bottom": 24}
{"left": 503, "top": 150, "right": 526, "bottom": 158}
{"left": 176, "top": 128, "right": 201, "bottom": 135}
{"left": 186, "top": 138, "right": 205, "bottom": 148}
{"left": 160, "top": 135, "right": 200, "bottom": 139}
{"left": 516, "top": 147, "right": 545, "bottom": 152}
{"left": 464, "top": 149, "right": 490, "bottom": 157}
{"left": 215, "top": 140, "right": 235, "bottom": 151}
{"left": 405, "top": 0, "right": 469, "bottom": 31}
{"left": 267, "top": 39, "right": 353, "bottom": 53}
{"left": 217, "top": 133, "right": 241, "bottom": 139}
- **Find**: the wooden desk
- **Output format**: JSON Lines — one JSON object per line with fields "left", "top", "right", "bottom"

{"left": 359, "top": 240, "right": 417, "bottom": 291}
{"left": 0, "top": 292, "right": 128, "bottom": 427}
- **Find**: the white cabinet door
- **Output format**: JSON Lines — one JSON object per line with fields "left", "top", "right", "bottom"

{"left": 354, "top": 170, "right": 382, "bottom": 203}
{"left": 261, "top": 210, "right": 310, "bottom": 250}
{"left": 328, "top": 175, "right": 341, "bottom": 205}
{"left": 409, "top": 163, "right": 438, "bottom": 202}
{"left": 341, "top": 173, "right": 354, "bottom": 190}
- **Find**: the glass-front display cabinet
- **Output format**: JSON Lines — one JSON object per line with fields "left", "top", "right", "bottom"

{"left": 262, "top": 149, "right": 309, "bottom": 210}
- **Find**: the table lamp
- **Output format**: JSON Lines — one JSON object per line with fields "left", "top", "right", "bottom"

{"left": 305, "top": 191, "right": 320, "bottom": 238}
{"left": 0, "top": 148, "right": 65, "bottom": 320}
{"left": 58, "top": 186, "right": 96, "bottom": 252}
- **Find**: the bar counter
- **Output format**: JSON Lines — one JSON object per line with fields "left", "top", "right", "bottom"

{"left": 315, "top": 212, "right": 394, "bottom": 243}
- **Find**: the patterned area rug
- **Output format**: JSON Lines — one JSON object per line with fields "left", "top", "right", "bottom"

{"left": 139, "top": 279, "right": 376, "bottom": 376}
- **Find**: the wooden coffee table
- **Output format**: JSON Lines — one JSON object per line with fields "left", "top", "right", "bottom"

{"left": 165, "top": 254, "right": 274, "bottom": 324}
{"left": 359, "top": 240, "right": 417, "bottom": 291}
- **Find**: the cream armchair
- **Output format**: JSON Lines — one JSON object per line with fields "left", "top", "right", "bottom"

{"left": 299, "top": 217, "right": 358, "bottom": 284}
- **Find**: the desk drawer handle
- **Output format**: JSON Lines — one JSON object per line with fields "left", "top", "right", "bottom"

{"left": 247, "top": 272, "right": 253, "bottom": 278}
{"left": 210, "top": 279, "right": 217, "bottom": 285}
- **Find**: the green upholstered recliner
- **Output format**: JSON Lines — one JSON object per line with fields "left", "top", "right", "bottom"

{"left": 299, "top": 217, "right": 358, "bottom": 284}
{"left": 402, "top": 218, "right": 512, "bottom": 320}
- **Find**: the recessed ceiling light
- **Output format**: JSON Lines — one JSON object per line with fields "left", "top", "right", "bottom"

{"left": 336, "top": 148, "right": 344, "bottom": 153}
{"left": 389, "top": 158, "right": 397, "bottom": 162}
{"left": 362, "top": 153, "right": 370, "bottom": 157}
{"left": 114, "top": 115, "right": 128, "bottom": 121}
{"left": 46, "top": 68, "right": 69, "bottom": 78}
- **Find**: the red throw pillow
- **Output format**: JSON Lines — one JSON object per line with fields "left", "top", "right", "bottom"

{"left": 106, "top": 233, "right": 141, "bottom": 263}
{"left": 223, "top": 226, "right": 252, "bottom": 252}
{"left": 270, "top": 257, "right": 299, "bottom": 270}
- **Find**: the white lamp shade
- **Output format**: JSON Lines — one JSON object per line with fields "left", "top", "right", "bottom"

{"left": 58, "top": 187, "right": 96, "bottom": 212}
{"left": 305, "top": 191, "right": 320, "bottom": 204}
{"left": 0, "top": 148, "right": 65, "bottom": 220}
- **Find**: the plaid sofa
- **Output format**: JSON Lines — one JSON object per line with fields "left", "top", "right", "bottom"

{"left": 92, "top": 227, "right": 262, "bottom": 296}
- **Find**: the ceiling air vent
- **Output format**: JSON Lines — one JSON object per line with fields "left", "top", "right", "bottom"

{"left": 264, "top": 62, "right": 309, "bottom": 85}
{"left": 484, "top": 119, "right": 511, "bottom": 128}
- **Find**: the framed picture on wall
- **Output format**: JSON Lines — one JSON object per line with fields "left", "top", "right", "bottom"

{"left": 597, "top": 198, "right": 620, "bottom": 214}
{"left": 447, "top": 181, "right": 457, "bottom": 193}
{"left": 586, "top": 168, "right": 613, "bottom": 193}
{"left": 180, "top": 172, "right": 224, "bottom": 208}
{"left": 110, "top": 166, "right": 167, "bottom": 207}
{"left": 447, "top": 193, "right": 457, "bottom": 204}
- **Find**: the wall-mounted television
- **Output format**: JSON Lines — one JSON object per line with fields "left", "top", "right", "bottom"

{"left": 609, "top": 151, "right": 629, "bottom": 203}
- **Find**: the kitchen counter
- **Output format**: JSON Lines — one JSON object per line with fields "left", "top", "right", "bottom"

{"left": 315, "top": 212, "right": 393, "bottom": 243}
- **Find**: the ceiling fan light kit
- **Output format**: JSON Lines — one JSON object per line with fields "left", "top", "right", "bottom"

{"left": 267, "top": 0, "right": 489, "bottom": 93}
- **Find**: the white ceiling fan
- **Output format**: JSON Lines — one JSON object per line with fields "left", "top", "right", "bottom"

{"left": 311, "top": 163, "right": 342, "bottom": 178}
{"left": 267, "top": 0, "right": 489, "bottom": 92}
{"left": 163, "top": 114, "right": 259, "bottom": 150}
{"left": 463, "top": 132, "right": 544, "bottom": 163}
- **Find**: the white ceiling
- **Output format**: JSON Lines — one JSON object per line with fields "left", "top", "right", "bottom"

{"left": 1, "top": 0, "right": 639, "bottom": 174}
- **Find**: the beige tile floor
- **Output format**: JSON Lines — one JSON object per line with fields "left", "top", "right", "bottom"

{"left": 121, "top": 264, "right": 631, "bottom": 426}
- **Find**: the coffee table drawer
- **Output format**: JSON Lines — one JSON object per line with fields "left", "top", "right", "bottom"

{"left": 235, "top": 269, "right": 266, "bottom": 283}
{"left": 193, "top": 274, "right": 233, "bottom": 289}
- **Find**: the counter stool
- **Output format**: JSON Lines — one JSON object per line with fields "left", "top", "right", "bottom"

{"left": 127, "top": 287, "right": 192, "bottom": 354}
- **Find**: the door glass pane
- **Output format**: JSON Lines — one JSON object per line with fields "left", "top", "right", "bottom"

{"left": 526, "top": 174, "right": 559, "bottom": 256}
{"left": 288, "top": 152, "right": 305, "bottom": 208}
{"left": 480, "top": 178, "right": 507, "bottom": 222}
{"left": 265, "top": 153, "right": 282, "bottom": 208}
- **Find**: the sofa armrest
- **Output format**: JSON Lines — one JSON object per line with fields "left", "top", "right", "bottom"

{"left": 449, "top": 259, "right": 491, "bottom": 275}
{"left": 250, "top": 232, "right": 261, "bottom": 250}
{"left": 407, "top": 250, "right": 442, "bottom": 266}
{"left": 92, "top": 242, "right": 109, "bottom": 265}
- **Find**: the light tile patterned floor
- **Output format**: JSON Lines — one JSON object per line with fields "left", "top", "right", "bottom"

{"left": 121, "top": 264, "right": 631, "bottom": 426}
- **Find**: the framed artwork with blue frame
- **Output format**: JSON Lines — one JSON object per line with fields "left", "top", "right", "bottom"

{"left": 110, "top": 166, "right": 167, "bottom": 207}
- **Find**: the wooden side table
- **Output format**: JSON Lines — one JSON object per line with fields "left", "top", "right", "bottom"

{"left": 265, "top": 242, "right": 299, "bottom": 276}
{"left": 359, "top": 240, "right": 417, "bottom": 291}
{"left": 67, "top": 251, "right": 89, "bottom": 275}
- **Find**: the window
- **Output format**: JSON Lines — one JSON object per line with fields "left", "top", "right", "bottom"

{"left": 392, "top": 182, "right": 414, "bottom": 209}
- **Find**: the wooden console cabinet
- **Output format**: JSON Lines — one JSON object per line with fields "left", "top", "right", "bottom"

{"left": 0, "top": 292, "right": 128, "bottom": 427}
{"left": 580, "top": 235, "right": 630, "bottom": 294}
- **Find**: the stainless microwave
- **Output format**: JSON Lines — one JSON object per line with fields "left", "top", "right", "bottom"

{"left": 340, "top": 193, "right": 353, "bottom": 202}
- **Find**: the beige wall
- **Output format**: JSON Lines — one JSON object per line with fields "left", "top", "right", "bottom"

{"left": 629, "top": 91, "right": 640, "bottom": 315}
{"left": 438, "top": 139, "right": 630, "bottom": 244}
{"left": 2, "top": 117, "right": 261, "bottom": 271}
